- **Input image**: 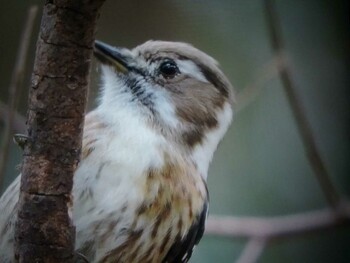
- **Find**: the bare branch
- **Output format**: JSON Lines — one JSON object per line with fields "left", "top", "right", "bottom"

{"left": 15, "top": 1, "right": 106, "bottom": 262}
{"left": 236, "top": 238, "right": 267, "bottom": 263}
{"left": 0, "top": 6, "right": 38, "bottom": 190}
{"left": 205, "top": 201, "right": 350, "bottom": 239}
{"left": 263, "top": 0, "right": 341, "bottom": 208}
{"left": 236, "top": 52, "right": 285, "bottom": 113}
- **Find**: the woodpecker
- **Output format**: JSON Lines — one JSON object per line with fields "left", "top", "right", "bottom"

{"left": 0, "top": 40, "right": 234, "bottom": 262}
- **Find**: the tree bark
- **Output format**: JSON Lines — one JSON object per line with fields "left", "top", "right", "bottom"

{"left": 15, "top": 1, "right": 105, "bottom": 262}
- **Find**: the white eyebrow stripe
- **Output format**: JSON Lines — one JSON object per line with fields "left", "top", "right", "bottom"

{"left": 176, "top": 60, "right": 209, "bottom": 83}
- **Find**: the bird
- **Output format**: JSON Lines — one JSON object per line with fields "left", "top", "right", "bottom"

{"left": 0, "top": 40, "right": 234, "bottom": 263}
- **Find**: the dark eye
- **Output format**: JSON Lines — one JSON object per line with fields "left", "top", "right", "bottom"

{"left": 159, "top": 60, "right": 179, "bottom": 79}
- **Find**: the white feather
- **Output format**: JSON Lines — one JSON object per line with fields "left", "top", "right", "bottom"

{"left": 176, "top": 60, "right": 209, "bottom": 83}
{"left": 191, "top": 102, "right": 233, "bottom": 180}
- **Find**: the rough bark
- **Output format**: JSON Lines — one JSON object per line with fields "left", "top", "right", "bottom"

{"left": 15, "top": 1, "right": 105, "bottom": 262}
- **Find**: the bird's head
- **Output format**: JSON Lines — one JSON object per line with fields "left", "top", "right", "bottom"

{"left": 94, "top": 40, "right": 234, "bottom": 178}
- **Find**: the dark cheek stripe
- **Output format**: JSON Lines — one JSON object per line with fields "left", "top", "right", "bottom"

{"left": 181, "top": 116, "right": 218, "bottom": 148}
{"left": 183, "top": 129, "right": 204, "bottom": 148}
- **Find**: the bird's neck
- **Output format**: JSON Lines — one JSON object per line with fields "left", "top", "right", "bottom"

{"left": 93, "top": 100, "right": 232, "bottom": 181}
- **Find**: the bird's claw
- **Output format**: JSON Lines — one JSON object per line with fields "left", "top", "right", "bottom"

{"left": 13, "top": 134, "right": 30, "bottom": 150}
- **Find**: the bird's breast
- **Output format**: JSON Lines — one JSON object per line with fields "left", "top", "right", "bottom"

{"left": 95, "top": 159, "right": 207, "bottom": 262}
{"left": 74, "top": 112, "right": 208, "bottom": 262}
{"left": 74, "top": 156, "right": 207, "bottom": 262}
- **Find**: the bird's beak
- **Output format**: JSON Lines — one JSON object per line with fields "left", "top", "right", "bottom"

{"left": 93, "top": 40, "right": 130, "bottom": 73}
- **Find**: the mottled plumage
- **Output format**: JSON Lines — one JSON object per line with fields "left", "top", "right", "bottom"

{"left": 0, "top": 40, "right": 234, "bottom": 262}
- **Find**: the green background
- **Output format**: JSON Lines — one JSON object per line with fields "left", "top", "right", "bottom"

{"left": 0, "top": 1, "right": 349, "bottom": 262}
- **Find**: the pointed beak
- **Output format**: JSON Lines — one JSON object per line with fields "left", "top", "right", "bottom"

{"left": 93, "top": 40, "right": 130, "bottom": 73}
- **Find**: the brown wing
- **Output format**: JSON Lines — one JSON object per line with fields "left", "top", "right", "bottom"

{"left": 163, "top": 201, "right": 208, "bottom": 263}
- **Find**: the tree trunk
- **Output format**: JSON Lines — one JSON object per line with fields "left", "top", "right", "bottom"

{"left": 15, "top": 1, "right": 105, "bottom": 262}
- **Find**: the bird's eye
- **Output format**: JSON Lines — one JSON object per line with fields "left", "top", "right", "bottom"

{"left": 159, "top": 60, "right": 179, "bottom": 79}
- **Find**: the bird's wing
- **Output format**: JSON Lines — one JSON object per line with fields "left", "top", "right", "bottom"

{"left": 0, "top": 175, "right": 20, "bottom": 262}
{"left": 163, "top": 201, "right": 208, "bottom": 263}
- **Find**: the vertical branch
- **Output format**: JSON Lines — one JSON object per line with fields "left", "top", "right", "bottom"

{"left": 14, "top": 1, "right": 105, "bottom": 262}
{"left": 263, "top": 0, "right": 340, "bottom": 208}
{"left": 0, "top": 6, "right": 38, "bottom": 191}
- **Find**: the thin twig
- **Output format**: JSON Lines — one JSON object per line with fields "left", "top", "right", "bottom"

{"left": 0, "top": 100, "right": 26, "bottom": 133}
{"left": 263, "top": 0, "right": 341, "bottom": 208}
{"left": 0, "top": 6, "right": 38, "bottom": 190}
{"left": 205, "top": 201, "right": 350, "bottom": 239}
{"left": 236, "top": 238, "right": 267, "bottom": 263}
{"left": 236, "top": 52, "right": 285, "bottom": 112}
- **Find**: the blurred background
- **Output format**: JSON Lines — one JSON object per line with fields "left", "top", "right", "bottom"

{"left": 0, "top": 0, "right": 349, "bottom": 262}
